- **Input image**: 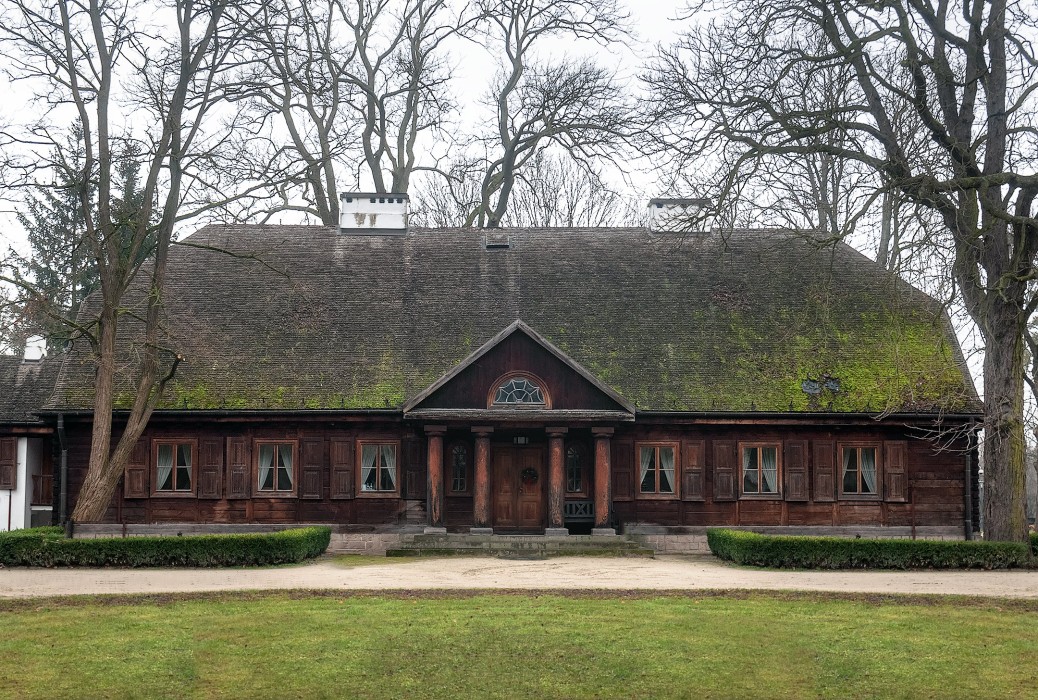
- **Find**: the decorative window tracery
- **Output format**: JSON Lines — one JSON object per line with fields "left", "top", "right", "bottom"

{"left": 493, "top": 376, "right": 546, "bottom": 406}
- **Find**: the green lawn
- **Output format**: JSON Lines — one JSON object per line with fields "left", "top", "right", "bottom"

{"left": 2, "top": 592, "right": 1037, "bottom": 699}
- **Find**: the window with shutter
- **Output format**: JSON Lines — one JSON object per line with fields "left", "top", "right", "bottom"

{"left": 680, "top": 440, "right": 705, "bottom": 502}
{"left": 153, "top": 440, "right": 197, "bottom": 496}
{"left": 739, "top": 442, "right": 781, "bottom": 497}
{"left": 330, "top": 439, "right": 355, "bottom": 499}
{"left": 783, "top": 440, "right": 809, "bottom": 501}
{"left": 123, "top": 439, "right": 149, "bottom": 498}
{"left": 0, "top": 438, "right": 17, "bottom": 490}
{"left": 884, "top": 441, "right": 908, "bottom": 502}
{"left": 712, "top": 440, "right": 737, "bottom": 501}
{"left": 812, "top": 441, "right": 835, "bottom": 502}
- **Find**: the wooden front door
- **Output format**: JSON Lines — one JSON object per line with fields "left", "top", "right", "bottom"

{"left": 492, "top": 446, "right": 544, "bottom": 530}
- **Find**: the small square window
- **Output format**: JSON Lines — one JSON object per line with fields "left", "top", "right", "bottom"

{"left": 256, "top": 441, "right": 295, "bottom": 494}
{"left": 741, "top": 443, "right": 780, "bottom": 497}
{"left": 841, "top": 445, "right": 879, "bottom": 497}
{"left": 359, "top": 442, "right": 399, "bottom": 494}
{"left": 637, "top": 443, "right": 678, "bottom": 496}
{"left": 154, "top": 440, "right": 195, "bottom": 495}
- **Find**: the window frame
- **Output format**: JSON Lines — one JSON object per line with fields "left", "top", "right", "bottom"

{"left": 739, "top": 441, "right": 782, "bottom": 499}
{"left": 486, "top": 371, "right": 552, "bottom": 409}
{"left": 635, "top": 442, "right": 680, "bottom": 499}
{"left": 838, "top": 442, "right": 882, "bottom": 500}
{"left": 253, "top": 439, "right": 299, "bottom": 498}
{"left": 151, "top": 438, "right": 198, "bottom": 497}
{"left": 447, "top": 441, "right": 472, "bottom": 495}
{"left": 564, "top": 442, "right": 590, "bottom": 497}
{"left": 356, "top": 439, "right": 402, "bottom": 498}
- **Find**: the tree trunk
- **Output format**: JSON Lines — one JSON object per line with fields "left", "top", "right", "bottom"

{"left": 982, "top": 300, "right": 1029, "bottom": 542}
{"left": 71, "top": 304, "right": 119, "bottom": 522}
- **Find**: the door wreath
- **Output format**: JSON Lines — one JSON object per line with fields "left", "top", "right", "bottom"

{"left": 520, "top": 467, "right": 539, "bottom": 485}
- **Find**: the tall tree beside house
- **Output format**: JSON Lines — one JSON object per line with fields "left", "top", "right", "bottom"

{"left": 644, "top": 0, "right": 1038, "bottom": 541}
{"left": 463, "top": 0, "right": 632, "bottom": 228}
{"left": 0, "top": 0, "right": 255, "bottom": 524}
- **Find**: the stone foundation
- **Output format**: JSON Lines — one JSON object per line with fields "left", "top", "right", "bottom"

{"left": 624, "top": 524, "right": 966, "bottom": 555}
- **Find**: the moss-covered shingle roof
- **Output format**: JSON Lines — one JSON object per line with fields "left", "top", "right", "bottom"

{"left": 47, "top": 225, "right": 980, "bottom": 414}
{"left": 0, "top": 353, "right": 61, "bottom": 425}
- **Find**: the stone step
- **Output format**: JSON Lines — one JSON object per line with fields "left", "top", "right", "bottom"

{"left": 385, "top": 533, "right": 654, "bottom": 559}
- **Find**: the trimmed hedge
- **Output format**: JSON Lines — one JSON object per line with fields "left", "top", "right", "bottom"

{"left": 1030, "top": 532, "right": 1038, "bottom": 556}
{"left": 707, "top": 528, "right": 1031, "bottom": 570}
{"left": 0, "top": 526, "right": 331, "bottom": 568}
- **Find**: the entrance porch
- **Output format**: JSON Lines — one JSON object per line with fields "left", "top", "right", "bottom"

{"left": 422, "top": 425, "right": 617, "bottom": 536}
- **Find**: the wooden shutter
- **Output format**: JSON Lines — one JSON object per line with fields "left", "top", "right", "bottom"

{"left": 330, "top": 438, "right": 355, "bottom": 499}
{"left": 884, "top": 441, "right": 908, "bottom": 502}
{"left": 402, "top": 435, "right": 423, "bottom": 499}
{"left": 0, "top": 437, "right": 17, "bottom": 490}
{"left": 783, "top": 440, "right": 809, "bottom": 501}
{"left": 813, "top": 440, "right": 835, "bottom": 502}
{"left": 226, "top": 438, "right": 251, "bottom": 499}
{"left": 300, "top": 438, "right": 325, "bottom": 499}
{"left": 681, "top": 439, "right": 705, "bottom": 501}
{"left": 712, "top": 440, "right": 737, "bottom": 501}
{"left": 198, "top": 439, "right": 224, "bottom": 499}
{"left": 611, "top": 440, "right": 634, "bottom": 501}
{"left": 123, "top": 439, "right": 148, "bottom": 498}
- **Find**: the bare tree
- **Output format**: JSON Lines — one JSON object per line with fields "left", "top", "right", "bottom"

{"left": 506, "top": 150, "right": 637, "bottom": 227}
{"left": 221, "top": 0, "right": 455, "bottom": 225}
{"left": 645, "top": 0, "right": 1038, "bottom": 541}
{"left": 0, "top": 0, "right": 253, "bottom": 523}
{"left": 465, "top": 0, "right": 631, "bottom": 228}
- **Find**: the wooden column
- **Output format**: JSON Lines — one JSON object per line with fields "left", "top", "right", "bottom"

{"left": 592, "top": 427, "right": 615, "bottom": 534}
{"left": 471, "top": 426, "right": 493, "bottom": 534}
{"left": 425, "top": 426, "right": 447, "bottom": 533}
{"left": 546, "top": 427, "right": 568, "bottom": 535}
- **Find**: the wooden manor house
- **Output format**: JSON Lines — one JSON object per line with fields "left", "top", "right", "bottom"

{"left": 0, "top": 194, "right": 982, "bottom": 551}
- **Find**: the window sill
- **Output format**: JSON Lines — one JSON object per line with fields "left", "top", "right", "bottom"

{"left": 635, "top": 492, "right": 680, "bottom": 500}
{"left": 253, "top": 491, "right": 297, "bottom": 498}
{"left": 356, "top": 491, "right": 401, "bottom": 498}
{"left": 739, "top": 494, "right": 782, "bottom": 500}
{"left": 838, "top": 495, "right": 882, "bottom": 502}
{"left": 150, "top": 491, "right": 197, "bottom": 498}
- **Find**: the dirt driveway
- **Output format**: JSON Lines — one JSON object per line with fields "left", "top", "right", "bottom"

{"left": 2, "top": 554, "right": 1038, "bottom": 599}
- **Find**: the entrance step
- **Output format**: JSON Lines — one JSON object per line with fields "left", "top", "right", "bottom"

{"left": 385, "top": 533, "right": 654, "bottom": 559}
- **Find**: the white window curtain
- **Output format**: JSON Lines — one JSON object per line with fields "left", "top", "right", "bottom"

{"left": 259, "top": 444, "right": 275, "bottom": 490}
{"left": 861, "top": 449, "right": 877, "bottom": 494}
{"left": 380, "top": 445, "right": 397, "bottom": 491}
{"left": 361, "top": 445, "right": 378, "bottom": 491}
{"left": 277, "top": 445, "right": 293, "bottom": 490}
{"left": 842, "top": 448, "right": 858, "bottom": 493}
{"left": 176, "top": 445, "right": 192, "bottom": 491}
{"left": 762, "top": 447, "right": 778, "bottom": 493}
{"left": 659, "top": 447, "right": 675, "bottom": 493}
{"left": 157, "top": 444, "right": 174, "bottom": 491}
{"left": 743, "top": 447, "right": 758, "bottom": 493}
{"left": 639, "top": 447, "right": 655, "bottom": 492}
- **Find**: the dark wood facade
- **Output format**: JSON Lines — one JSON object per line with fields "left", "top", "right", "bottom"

{"left": 62, "top": 415, "right": 977, "bottom": 534}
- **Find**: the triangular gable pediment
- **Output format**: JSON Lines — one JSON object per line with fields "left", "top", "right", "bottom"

{"left": 404, "top": 320, "right": 635, "bottom": 415}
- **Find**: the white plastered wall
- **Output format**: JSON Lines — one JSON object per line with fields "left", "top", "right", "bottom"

{"left": 1, "top": 437, "right": 34, "bottom": 532}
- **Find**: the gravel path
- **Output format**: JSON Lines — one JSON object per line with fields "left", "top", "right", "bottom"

{"left": 2, "top": 555, "right": 1038, "bottom": 599}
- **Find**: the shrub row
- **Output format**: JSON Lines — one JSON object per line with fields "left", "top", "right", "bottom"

{"left": 707, "top": 528, "right": 1031, "bottom": 570}
{"left": 1030, "top": 532, "right": 1038, "bottom": 556}
{"left": 0, "top": 526, "right": 331, "bottom": 567}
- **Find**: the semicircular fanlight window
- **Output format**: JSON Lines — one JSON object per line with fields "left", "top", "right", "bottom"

{"left": 493, "top": 376, "right": 545, "bottom": 406}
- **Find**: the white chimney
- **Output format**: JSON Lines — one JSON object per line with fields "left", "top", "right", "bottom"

{"left": 339, "top": 192, "right": 409, "bottom": 235}
{"left": 647, "top": 197, "right": 712, "bottom": 233}
{"left": 23, "top": 335, "right": 46, "bottom": 362}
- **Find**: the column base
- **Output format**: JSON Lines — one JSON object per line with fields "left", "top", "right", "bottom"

{"left": 544, "top": 527, "right": 570, "bottom": 537}
{"left": 591, "top": 527, "right": 617, "bottom": 536}
{"left": 469, "top": 527, "right": 494, "bottom": 535}
{"left": 423, "top": 526, "right": 448, "bottom": 534}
